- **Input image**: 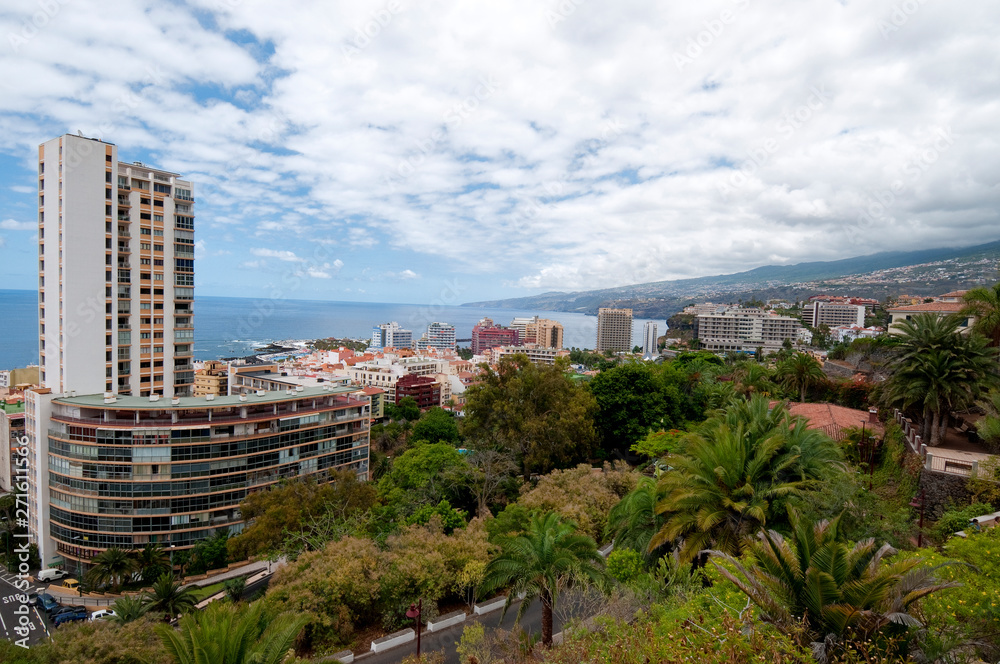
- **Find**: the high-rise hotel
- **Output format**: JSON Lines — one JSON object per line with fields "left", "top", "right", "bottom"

{"left": 25, "top": 136, "right": 370, "bottom": 570}
{"left": 38, "top": 134, "right": 195, "bottom": 398}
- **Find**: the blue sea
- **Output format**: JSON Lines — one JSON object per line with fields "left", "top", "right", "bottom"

{"left": 0, "top": 289, "right": 664, "bottom": 370}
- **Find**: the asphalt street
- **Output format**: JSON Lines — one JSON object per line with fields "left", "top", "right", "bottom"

{"left": 0, "top": 570, "right": 48, "bottom": 647}
{"left": 361, "top": 595, "right": 574, "bottom": 664}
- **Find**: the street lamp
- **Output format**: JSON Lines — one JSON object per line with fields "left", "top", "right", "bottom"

{"left": 406, "top": 599, "right": 422, "bottom": 658}
{"left": 169, "top": 544, "right": 176, "bottom": 578}
{"left": 909, "top": 489, "right": 926, "bottom": 547}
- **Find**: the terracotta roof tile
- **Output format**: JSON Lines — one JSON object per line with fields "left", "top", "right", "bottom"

{"left": 887, "top": 302, "right": 965, "bottom": 313}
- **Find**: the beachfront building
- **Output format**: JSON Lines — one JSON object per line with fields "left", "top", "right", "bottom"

{"left": 516, "top": 317, "right": 564, "bottom": 349}
{"left": 471, "top": 318, "right": 519, "bottom": 355}
{"left": 370, "top": 322, "right": 413, "bottom": 350}
{"left": 596, "top": 308, "right": 633, "bottom": 353}
{"left": 642, "top": 321, "right": 659, "bottom": 360}
{"left": 35, "top": 385, "right": 369, "bottom": 569}
{"left": 37, "top": 134, "right": 196, "bottom": 398}
{"left": 425, "top": 322, "right": 457, "bottom": 350}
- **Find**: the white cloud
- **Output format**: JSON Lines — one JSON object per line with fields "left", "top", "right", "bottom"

{"left": 9, "top": 185, "right": 34, "bottom": 194}
{"left": 1, "top": 219, "right": 34, "bottom": 231}
{"left": 250, "top": 248, "right": 303, "bottom": 262}
{"left": 1, "top": 0, "right": 998, "bottom": 297}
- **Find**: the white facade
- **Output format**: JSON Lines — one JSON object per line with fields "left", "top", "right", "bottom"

{"left": 370, "top": 322, "right": 413, "bottom": 350}
{"left": 24, "top": 390, "right": 55, "bottom": 565}
{"left": 642, "top": 322, "right": 659, "bottom": 360}
{"left": 38, "top": 135, "right": 195, "bottom": 397}
{"left": 696, "top": 309, "right": 803, "bottom": 354}
{"left": 426, "top": 322, "right": 456, "bottom": 349}
{"left": 489, "top": 345, "right": 559, "bottom": 365}
{"left": 802, "top": 302, "right": 865, "bottom": 328}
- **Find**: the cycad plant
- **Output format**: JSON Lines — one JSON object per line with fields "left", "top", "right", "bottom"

{"left": 144, "top": 572, "right": 198, "bottom": 619}
{"left": 710, "top": 509, "right": 958, "bottom": 662}
{"left": 158, "top": 601, "right": 308, "bottom": 664}
{"left": 651, "top": 396, "right": 843, "bottom": 561}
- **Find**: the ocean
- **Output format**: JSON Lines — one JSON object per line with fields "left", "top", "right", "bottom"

{"left": 0, "top": 289, "right": 664, "bottom": 370}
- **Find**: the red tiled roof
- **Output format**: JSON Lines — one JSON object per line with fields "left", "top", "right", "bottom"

{"left": 778, "top": 401, "right": 883, "bottom": 440}
{"left": 938, "top": 291, "right": 968, "bottom": 298}
{"left": 887, "top": 302, "right": 964, "bottom": 313}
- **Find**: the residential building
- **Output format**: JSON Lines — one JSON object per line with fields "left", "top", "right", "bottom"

{"left": 682, "top": 302, "right": 723, "bottom": 316}
{"left": 0, "top": 399, "right": 26, "bottom": 492}
{"left": 887, "top": 300, "right": 973, "bottom": 334}
{"left": 521, "top": 317, "right": 564, "bottom": 349}
{"left": 802, "top": 302, "right": 866, "bottom": 328}
{"left": 425, "top": 322, "right": 456, "bottom": 349}
{"left": 360, "top": 386, "right": 386, "bottom": 421}
{"left": 807, "top": 295, "right": 879, "bottom": 312}
{"left": 489, "top": 345, "right": 560, "bottom": 366}
{"left": 696, "top": 309, "right": 802, "bottom": 354}
{"left": 596, "top": 308, "right": 632, "bottom": 353}
{"left": 193, "top": 360, "right": 229, "bottom": 396}
{"left": 642, "top": 321, "right": 659, "bottom": 360}
{"left": 830, "top": 325, "right": 885, "bottom": 343}
{"left": 471, "top": 318, "right": 519, "bottom": 355}
{"left": 395, "top": 373, "right": 441, "bottom": 410}
{"left": 40, "top": 386, "right": 369, "bottom": 570}
{"left": 37, "top": 134, "right": 196, "bottom": 398}
{"left": 370, "top": 322, "right": 413, "bottom": 350}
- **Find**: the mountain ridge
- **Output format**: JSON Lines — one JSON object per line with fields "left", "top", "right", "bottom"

{"left": 462, "top": 239, "right": 1000, "bottom": 318}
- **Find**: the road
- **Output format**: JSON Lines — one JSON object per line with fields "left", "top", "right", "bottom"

{"left": 0, "top": 570, "right": 48, "bottom": 647}
{"left": 360, "top": 595, "right": 576, "bottom": 664}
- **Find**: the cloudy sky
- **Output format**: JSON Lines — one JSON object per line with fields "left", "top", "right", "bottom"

{"left": 0, "top": 0, "right": 997, "bottom": 304}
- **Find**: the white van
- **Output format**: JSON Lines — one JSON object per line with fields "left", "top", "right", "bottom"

{"left": 37, "top": 568, "right": 70, "bottom": 583}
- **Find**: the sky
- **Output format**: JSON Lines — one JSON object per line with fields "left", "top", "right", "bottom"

{"left": 0, "top": 0, "right": 998, "bottom": 304}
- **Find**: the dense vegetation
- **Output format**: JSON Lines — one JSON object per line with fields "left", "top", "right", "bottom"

{"left": 5, "top": 283, "right": 1000, "bottom": 663}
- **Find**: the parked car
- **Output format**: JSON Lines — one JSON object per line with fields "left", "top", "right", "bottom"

{"left": 51, "top": 604, "right": 86, "bottom": 618}
{"left": 53, "top": 607, "right": 89, "bottom": 627}
{"left": 34, "top": 593, "right": 59, "bottom": 614}
{"left": 37, "top": 568, "right": 70, "bottom": 583}
{"left": 89, "top": 608, "right": 116, "bottom": 621}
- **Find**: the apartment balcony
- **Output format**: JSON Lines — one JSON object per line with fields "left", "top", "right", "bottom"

{"left": 117, "top": 244, "right": 130, "bottom": 254}
{"left": 173, "top": 193, "right": 194, "bottom": 202}
{"left": 117, "top": 197, "right": 130, "bottom": 207}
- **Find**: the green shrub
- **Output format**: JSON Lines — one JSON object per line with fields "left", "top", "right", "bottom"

{"left": 930, "top": 502, "right": 994, "bottom": 542}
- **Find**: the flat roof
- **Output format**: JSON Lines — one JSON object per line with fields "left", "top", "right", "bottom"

{"left": 52, "top": 385, "right": 360, "bottom": 410}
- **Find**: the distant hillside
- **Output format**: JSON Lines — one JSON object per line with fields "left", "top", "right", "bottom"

{"left": 463, "top": 240, "right": 1000, "bottom": 319}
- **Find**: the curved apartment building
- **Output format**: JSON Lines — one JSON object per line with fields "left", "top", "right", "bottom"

{"left": 42, "top": 386, "right": 369, "bottom": 566}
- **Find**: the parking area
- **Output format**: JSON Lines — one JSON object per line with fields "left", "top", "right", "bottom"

{"left": 0, "top": 571, "right": 48, "bottom": 646}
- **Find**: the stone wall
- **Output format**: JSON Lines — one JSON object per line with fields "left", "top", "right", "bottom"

{"left": 919, "top": 470, "right": 973, "bottom": 520}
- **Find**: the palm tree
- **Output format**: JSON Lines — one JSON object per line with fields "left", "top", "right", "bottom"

{"left": 133, "top": 542, "right": 170, "bottom": 584}
{"left": 87, "top": 546, "right": 139, "bottom": 593}
{"left": 710, "top": 509, "right": 958, "bottom": 662}
{"left": 650, "top": 396, "right": 842, "bottom": 561}
{"left": 605, "top": 476, "right": 668, "bottom": 561}
{"left": 775, "top": 352, "right": 826, "bottom": 402}
{"left": 883, "top": 314, "right": 1000, "bottom": 445}
{"left": 158, "top": 601, "right": 308, "bottom": 664}
{"left": 730, "top": 361, "right": 777, "bottom": 398}
{"left": 480, "top": 512, "right": 606, "bottom": 647}
{"left": 110, "top": 594, "right": 151, "bottom": 624}
{"left": 961, "top": 282, "right": 1000, "bottom": 347}
{"left": 144, "top": 572, "right": 198, "bottom": 619}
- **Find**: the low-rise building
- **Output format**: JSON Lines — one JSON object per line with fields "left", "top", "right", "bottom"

{"left": 887, "top": 298, "right": 974, "bottom": 335}
{"left": 830, "top": 325, "right": 885, "bottom": 343}
{"left": 696, "top": 308, "right": 802, "bottom": 354}
{"left": 194, "top": 360, "right": 229, "bottom": 397}
{"left": 489, "top": 345, "right": 560, "bottom": 366}
{"left": 802, "top": 302, "right": 866, "bottom": 328}
{"left": 395, "top": 374, "right": 441, "bottom": 410}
